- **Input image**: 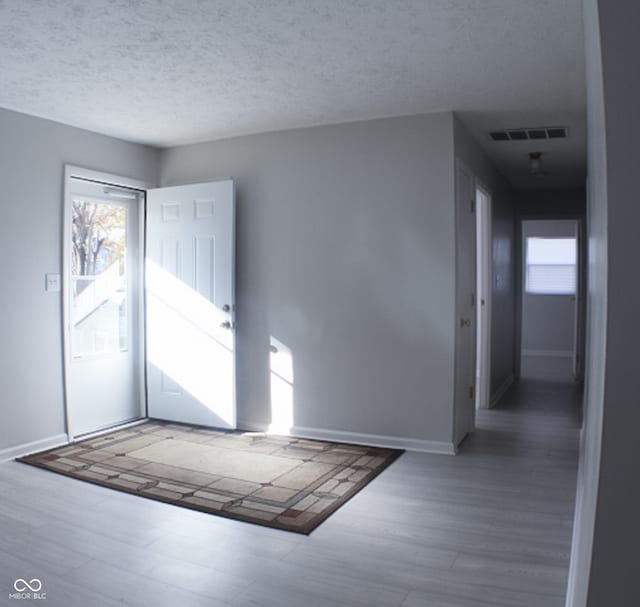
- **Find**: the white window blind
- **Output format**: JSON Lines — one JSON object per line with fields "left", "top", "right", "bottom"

{"left": 525, "top": 237, "right": 577, "bottom": 295}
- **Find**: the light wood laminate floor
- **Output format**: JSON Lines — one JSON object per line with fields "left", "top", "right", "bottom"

{"left": 0, "top": 379, "right": 581, "bottom": 607}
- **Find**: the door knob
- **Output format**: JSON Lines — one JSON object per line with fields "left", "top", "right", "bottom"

{"left": 220, "top": 321, "right": 232, "bottom": 330}
{"left": 460, "top": 318, "right": 471, "bottom": 327}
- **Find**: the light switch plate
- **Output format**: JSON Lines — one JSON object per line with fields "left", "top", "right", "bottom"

{"left": 45, "top": 273, "right": 61, "bottom": 292}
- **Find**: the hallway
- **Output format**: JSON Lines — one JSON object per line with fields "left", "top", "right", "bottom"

{"left": 0, "top": 379, "right": 582, "bottom": 607}
{"left": 358, "top": 377, "right": 583, "bottom": 606}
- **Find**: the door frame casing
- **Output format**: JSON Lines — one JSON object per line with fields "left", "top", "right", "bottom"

{"left": 453, "top": 158, "right": 478, "bottom": 446}
{"left": 475, "top": 181, "right": 493, "bottom": 409}
{"left": 62, "top": 165, "right": 152, "bottom": 439}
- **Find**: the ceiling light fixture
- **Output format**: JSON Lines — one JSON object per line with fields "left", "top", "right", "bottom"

{"left": 529, "top": 152, "right": 545, "bottom": 177}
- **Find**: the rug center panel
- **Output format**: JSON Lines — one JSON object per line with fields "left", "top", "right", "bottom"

{"left": 129, "top": 439, "right": 300, "bottom": 484}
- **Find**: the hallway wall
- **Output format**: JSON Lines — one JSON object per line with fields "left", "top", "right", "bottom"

{"left": 568, "top": 1, "right": 640, "bottom": 604}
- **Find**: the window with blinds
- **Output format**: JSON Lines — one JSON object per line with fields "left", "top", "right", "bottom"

{"left": 525, "top": 237, "right": 577, "bottom": 295}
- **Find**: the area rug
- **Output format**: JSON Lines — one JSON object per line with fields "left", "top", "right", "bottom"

{"left": 17, "top": 421, "right": 402, "bottom": 534}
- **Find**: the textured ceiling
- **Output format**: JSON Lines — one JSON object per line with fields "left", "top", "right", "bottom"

{"left": 0, "top": 0, "right": 586, "bottom": 188}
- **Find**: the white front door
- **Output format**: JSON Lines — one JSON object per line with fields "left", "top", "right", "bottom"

{"left": 65, "top": 175, "right": 144, "bottom": 437}
{"left": 454, "top": 162, "right": 477, "bottom": 446}
{"left": 146, "top": 180, "right": 236, "bottom": 429}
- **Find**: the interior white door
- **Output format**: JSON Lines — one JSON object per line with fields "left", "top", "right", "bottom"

{"left": 454, "top": 163, "right": 477, "bottom": 446}
{"left": 146, "top": 180, "right": 236, "bottom": 429}
{"left": 65, "top": 176, "right": 143, "bottom": 436}
{"left": 475, "top": 186, "right": 492, "bottom": 409}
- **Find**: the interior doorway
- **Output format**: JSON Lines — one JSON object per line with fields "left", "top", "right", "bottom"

{"left": 519, "top": 219, "right": 579, "bottom": 381}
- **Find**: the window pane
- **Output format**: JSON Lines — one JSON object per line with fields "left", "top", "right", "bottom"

{"left": 525, "top": 237, "right": 577, "bottom": 295}
{"left": 71, "top": 200, "right": 128, "bottom": 357}
{"left": 527, "top": 237, "right": 576, "bottom": 265}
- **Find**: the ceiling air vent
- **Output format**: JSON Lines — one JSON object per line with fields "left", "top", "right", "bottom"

{"left": 546, "top": 127, "right": 568, "bottom": 139}
{"left": 489, "top": 127, "right": 568, "bottom": 142}
{"left": 507, "top": 130, "right": 528, "bottom": 141}
{"left": 489, "top": 131, "right": 509, "bottom": 141}
{"left": 527, "top": 129, "right": 547, "bottom": 140}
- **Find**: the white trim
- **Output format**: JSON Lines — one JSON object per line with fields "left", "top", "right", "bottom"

{"left": 237, "top": 420, "right": 456, "bottom": 455}
{"left": 522, "top": 349, "right": 573, "bottom": 359}
{"left": 490, "top": 373, "right": 515, "bottom": 407}
{"left": 230, "top": 183, "right": 237, "bottom": 428}
{"left": 65, "top": 165, "right": 153, "bottom": 192}
{"left": 452, "top": 157, "right": 477, "bottom": 440}
{"left": 0, "top": 434, "right": 69, "bottom": 462}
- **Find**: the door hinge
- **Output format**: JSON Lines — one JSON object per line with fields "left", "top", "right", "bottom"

{"left": 469, "top": 385, "right": 475, "bottom": 400}
{"left": 470, "top": 198, "right": 475, "bottom": 213}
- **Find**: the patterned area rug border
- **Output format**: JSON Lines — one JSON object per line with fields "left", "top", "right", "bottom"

{"left": 17, "top": 420, "right": 403, "bottom": 534}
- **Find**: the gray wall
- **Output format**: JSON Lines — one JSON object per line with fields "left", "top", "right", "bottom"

{"left": 453, "top": 117, "right": 516, "bottom": 401}
{"left": 567, "top": 0, "right": 640, "bottom": 604}
{"left": 160, "top": 113, "right": 458, "bottom": 445}
{"left": 0, "top": 108, "right": 158, "bottom": 454}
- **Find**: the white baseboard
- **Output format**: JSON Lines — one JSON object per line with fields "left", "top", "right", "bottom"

{"left": 490, "top": 373, "right": 515, "bottom": 408}
{"left": 522, "top": 349, "right": 573, "bottom": 359}
{"left": 0, "top": 433, "right": 69, "bottom": 462}
{"left": 237, "top": 420, "right": 456, "bottom": 455}
{"left": 2, "top": 422, "right": 456, "bottom": 463}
